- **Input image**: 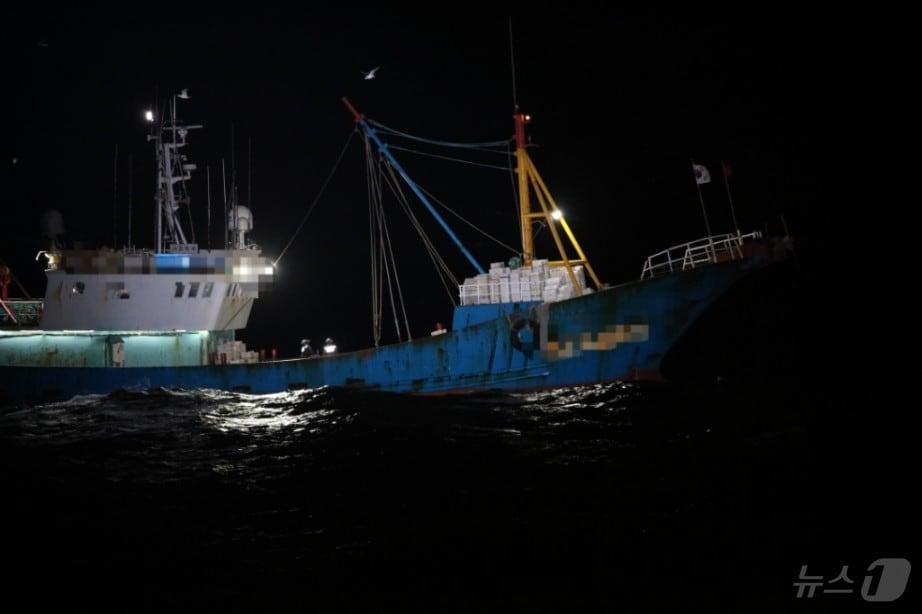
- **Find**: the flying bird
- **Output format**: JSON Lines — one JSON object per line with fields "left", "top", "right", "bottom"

{"left": 361, "top": 67, "right": 380, "bottom": 80}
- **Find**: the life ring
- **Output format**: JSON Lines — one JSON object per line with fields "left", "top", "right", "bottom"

{"left": 510, "top": 317, "right": 540, "bottom": 354}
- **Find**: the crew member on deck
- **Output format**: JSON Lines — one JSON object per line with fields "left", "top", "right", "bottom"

{"left": 300, "top": 338, "right": 316, "bottom": 358}
{"left": 323, "top": 338, "right": 337, "bottom": 355}
{"left": 431, "top": 322, "right": 447, "bottom": 336}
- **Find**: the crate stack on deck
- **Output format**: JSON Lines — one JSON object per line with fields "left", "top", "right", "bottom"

{"left": 460, "top": 260, "right": 589, "bottom": 306}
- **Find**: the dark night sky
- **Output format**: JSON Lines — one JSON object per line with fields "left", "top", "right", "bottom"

{"left": 2, "top": 6, "right": 865, "bottom": 355}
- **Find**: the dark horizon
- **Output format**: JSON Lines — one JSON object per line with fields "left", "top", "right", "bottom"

{"left": 3, "top": 7, "right": 832, "bottom": 355}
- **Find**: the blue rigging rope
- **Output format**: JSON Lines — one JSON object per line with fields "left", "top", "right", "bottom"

{"left": 367, "top": 119, "right": 512, "bottom": 149}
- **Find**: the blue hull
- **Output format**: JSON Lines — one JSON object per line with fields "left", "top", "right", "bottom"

{"left": 1, "top": 261, "right": 753, "bottom": 401}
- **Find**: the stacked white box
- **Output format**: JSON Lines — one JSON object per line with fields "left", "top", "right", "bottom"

{"left": 499, "top": 277, "right": 511, "bottom": 302}
{"left": 458, "top": 260, "right": 589, "bottom": 305}
{"left": 217, "top": 339, "right": 255, "bottom": 364}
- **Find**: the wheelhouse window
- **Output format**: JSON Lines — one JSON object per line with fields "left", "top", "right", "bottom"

{"left": 189, "top": 282, "right": 200, "bottom": 298}
{"left": 174, "top": 282, "right": 185, "bottom": 298}
{"left": 203, "top": 282, "right": 214, "bottom": 298}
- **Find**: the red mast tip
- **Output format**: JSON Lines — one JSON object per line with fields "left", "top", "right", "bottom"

{"left": 341, "top": 97, "right": 364, "bottom": 122}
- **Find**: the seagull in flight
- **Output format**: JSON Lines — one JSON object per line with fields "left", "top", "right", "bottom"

{"left": 361, "top": 66, "right": 380, "bottom": 80}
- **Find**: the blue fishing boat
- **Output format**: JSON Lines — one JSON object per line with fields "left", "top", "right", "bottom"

{"left": 0, "top": 96, "right": 792, "bottom": 401}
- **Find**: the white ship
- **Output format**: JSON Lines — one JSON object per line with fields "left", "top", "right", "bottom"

{"left": 1, "top": 92, "right": 274, "bottom": 368}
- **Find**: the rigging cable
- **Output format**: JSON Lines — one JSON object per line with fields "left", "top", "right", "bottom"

{"left": 185, "top": 192, "right": 196, "bottom": 245}
{"left": 377, "top": 184, "right": 413, "bottom": 340}
{"left": 367, "top": 119, "right": 512, "bottom": 150}
{"left": 381, "top": 161, "right": 458, "bottom": 288}
{"left": 373, "top": 155, "right": 407, "bottom": 341}
{"left": 366, "top": 138, "right": 408, "bottom": 342}
{"left": 377, "top": 201, "right": 403, "bottom": 341}
{"left": 380, "top": 139, "right": 522, "bottom": 255}
{"left": 381, "top": 139, "right": 521, "bottom": 253}
{"left": 386, "top": 145, "right": 512, "bottom": 171}
{"left": 274, "top": 129, "right": 357, "bottom": 266}
{"left": 380, "top": 160, "right": 459, "bottom": 306}
{"left": 366, "top": 138, "right": 382, "bottom": 345}
{"left": 415, "top": 183, "right": 520, "bottom": 255}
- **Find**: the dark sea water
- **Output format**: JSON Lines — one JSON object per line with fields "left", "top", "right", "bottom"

{"left": 1, "top": 378, "right": 909, "bottom": 613}
{"left": 0, "top": 266, "right": 912, "bottom": 612}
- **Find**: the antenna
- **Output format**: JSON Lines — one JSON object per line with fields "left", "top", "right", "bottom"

{"left": 128, "top": 151, "right": 133, "bottom": 247}
{"left": 509, "top": 19, "right": 519, "bottom": 111}
{"left": 206, "top": 165, "right": 212, "bottom": 250}
{"left": 113, "top": 144, "right": 118, "bottom": 247}
{"left": 221, "top": 158, "right": 228, "bottom": 249}
{"left": 231, "top": 123, "right": 236, "bottom": 178}
{"left": 231, "top": 123, "right": 238, "bottom": 242}
{"left": 247, "top": 137, "right": 252, "bottom": 209}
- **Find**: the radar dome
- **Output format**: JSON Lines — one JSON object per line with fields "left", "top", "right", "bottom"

{"left": 229, "top": 205, "right": 253, "bottom": 231}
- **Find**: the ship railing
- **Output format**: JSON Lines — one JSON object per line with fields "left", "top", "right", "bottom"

{"left": 120, "top": 246, "right": 155, "bottom": 255}
{"left": 640, "top": 231, "right": 763, "bottom": 280}
{"left": 458, "top": 280, "right": 547, "bottom": 306}
{"left": 167, "top": 243, "right": 200, "bottom": 254}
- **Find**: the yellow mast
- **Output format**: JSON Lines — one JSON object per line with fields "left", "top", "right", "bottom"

{"left": 515, "top": 112, "right": 534, "bottom": 265}
{"left": 513, "top": 112, "right": 602, "bottom": 294}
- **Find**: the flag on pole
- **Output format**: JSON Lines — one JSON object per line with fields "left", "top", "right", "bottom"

{"left": 692, "top": 163, "right": 711, "bottom": 185}
{"left": 721, "top": 160, "right": 733, "bottom": 178}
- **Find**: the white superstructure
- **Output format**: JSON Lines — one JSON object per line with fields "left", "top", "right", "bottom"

{"left": 39, "top": 248, "right": 271, "bottom": 331}
{"left": 36, "top": 91, "right": 274, "bottom": 332}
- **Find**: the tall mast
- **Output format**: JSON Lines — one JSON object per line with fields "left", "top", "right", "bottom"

{"left": 512, "top": 111, "right": 602, "bottom": 293}
{"left": 514, "top": 112, "right": 533, "bottom": 264}
{"left": 152, "top": 92, "right": 201, "bottom": 252}
{"left": 154, "top": 112, "right": 162, "bottom": 251}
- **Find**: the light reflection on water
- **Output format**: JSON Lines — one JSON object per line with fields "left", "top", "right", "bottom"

{"left": 198, "top": 389, "right": 339, "bottom": 435}
{"left": 0, "top": 380, "right": 814, "bottom": 611}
